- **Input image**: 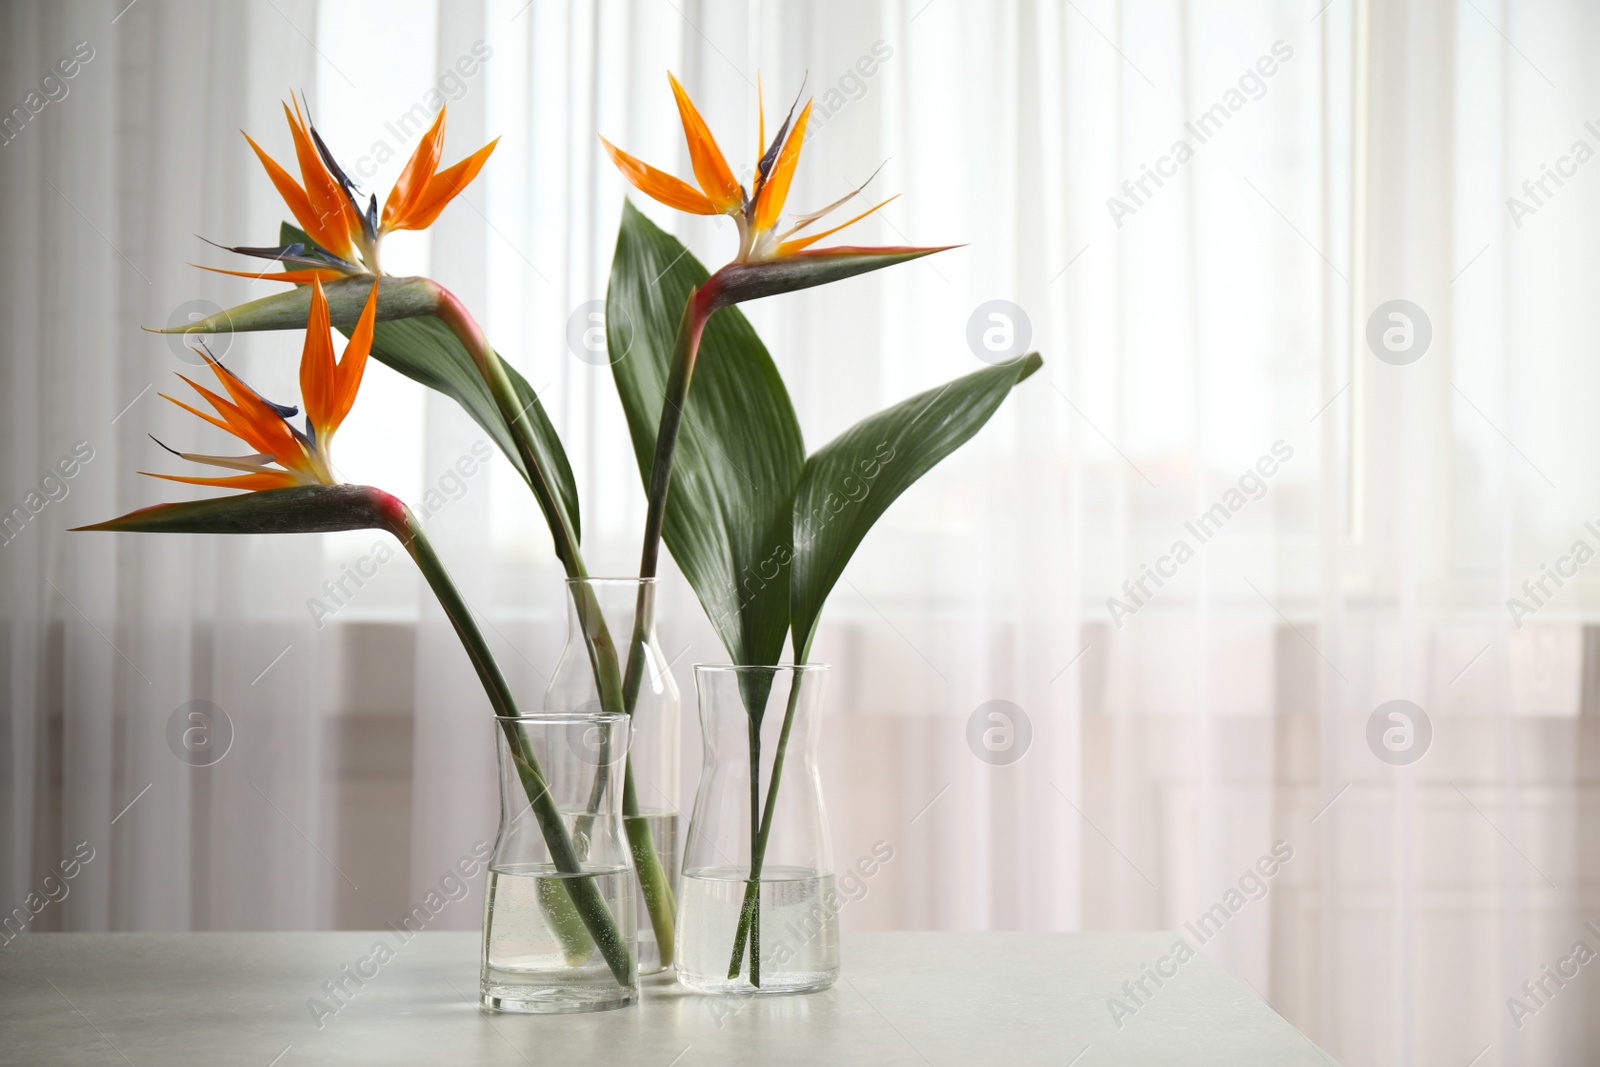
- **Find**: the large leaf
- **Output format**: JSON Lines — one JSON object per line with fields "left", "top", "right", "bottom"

{"left": 75, "top": 484, "right": 397, "bottom": 535}
{"left": 789, "top": 353, "right": 1043, "bottom": 659}
{"left": 607, "top": 202, "right": 804, "bottom": 667}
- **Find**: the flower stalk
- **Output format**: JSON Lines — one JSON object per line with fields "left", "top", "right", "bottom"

{"left": 622, "top": 273, "right": 799, "bottom": 985}
{"left": 725, "top": 670, "right": 807, "bottom": 982}
{"left": 432, "top": 281, "right": 678, "bottom": 964}
{"left": 603, "top": 73, "right": 958, "bottom": 989}
{"left": 612, "top": 279, "right": 719, "bottom": 964}
{"left": 375, "top": 494, "right": 634, "bottom": 984}
{"left": 619, "top": 278, "right": 718, "bottom": 707}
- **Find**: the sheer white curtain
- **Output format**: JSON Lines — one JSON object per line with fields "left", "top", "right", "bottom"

{"left": 4, "top": 0, "right": 1599, "bottom": 1063}
{"left": 0, "top": 0, "right": 340, "bottom": 931}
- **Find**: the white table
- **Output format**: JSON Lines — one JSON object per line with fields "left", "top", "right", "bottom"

{"left": 0, "top": 931, "right": 1336, "bottom": 1065}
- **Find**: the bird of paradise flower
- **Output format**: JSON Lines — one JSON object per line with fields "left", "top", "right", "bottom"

{"left": 600, "top": 73, "right": 956, "bottom": 990}
{"left": 207, "top": 95, "right": 496, "bottom": 282}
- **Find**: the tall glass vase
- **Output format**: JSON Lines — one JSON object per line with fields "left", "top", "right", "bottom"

{"left": 675, "top": 664, "right": 837, "bottom": 995}
{"left": 480, "top": 712, "right": 638, "bottom": 1013}
{"left": 545, "top": 577, "right": 681, "bottom": 974}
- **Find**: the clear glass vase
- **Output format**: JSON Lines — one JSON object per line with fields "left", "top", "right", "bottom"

{"left": 545, "top": 578, "right": 681, "bottom": 974}
{"left": 675, "top": 664, "right": 837, "bottom": 995}
{"left": 480, "top": 711, "right": 638, "bottom": 1013}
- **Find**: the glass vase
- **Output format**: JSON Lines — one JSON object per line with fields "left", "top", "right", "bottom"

{"left": 545, "top": 577, "right": 681, "bottom": 974}
{"left": 480, "top": 711, "right": 638, "bottom": 1013}
{"left": 675, "top": 664, "right": 837, "bottom": 995}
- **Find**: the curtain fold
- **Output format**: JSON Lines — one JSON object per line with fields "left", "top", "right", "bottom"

{"left": 1, "top": 0, "right": 332, "bottom": 933}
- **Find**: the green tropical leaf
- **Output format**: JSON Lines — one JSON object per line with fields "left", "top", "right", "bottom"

{"left": 74, "top": 484, "right": 397, "bottom": 535}
{"left": 789, "top": 353, "right": 1043, "bottom": 659}
{"left": 607, "top": 202, "right": 804, "bottom": 667}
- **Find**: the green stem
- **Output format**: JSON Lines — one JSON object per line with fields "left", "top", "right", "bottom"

{"left": 432, "top": 283, "right": 675, "bottom": 965}
{"left": 632, "top": 283, "right": 716, "bottom": 584}
{"left": 623, "top": 763, "right": 676, "bottom": 967}
{"left": 573, "top": 582, "right": 626, "bottom": 835}
{"left": 725, "top": 669, "right": 805, "bottom": 981}
{"left": 625, "top": 282, "right": 789, "bottom": 986}
{"left": 748, "top": 714, "right": 762, "bottom": 984}
{"left": 611, "top": 283, "right": 717, "bottom": 964}
{"left": 380, "top": 501, "right": 633, "bottom": 985}
{"left": 431, "top": 283, "right": 586, "bottom": 577}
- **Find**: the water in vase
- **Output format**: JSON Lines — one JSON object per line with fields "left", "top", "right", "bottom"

{"left": 675, "top": 864, "right": 839, "bottom": 994}
{"left": 480, "top": 862, "right": 637, "bottom": 1013}
{"left": 628, "top": 809, "right": 680, "bottom": 973}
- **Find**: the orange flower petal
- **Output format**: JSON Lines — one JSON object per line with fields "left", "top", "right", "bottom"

{"left": 327, "top": 281, "right": 379, "bottom": 433}
{"left": 755, "top": 73, "right": 766, "bottom": 179}
{"left": 776, "top": 194, "right": 900, "bottom": 255}
{"left": 243, "top": 132, "right": 326, "bottom": 247}
{"left": 193, "top": 359, "right": 303, "bottom": 463}
{"left": 392, "top": 137, "right": 498, "bottom": 232}
{"left": 601, "top": 137, "right": 719, "bottom": 215}
{"left": 203, "top": 359, "right": 290, "bottom": 441}
{"left": 752, "top": 100, "right": 813, "bottom": 232}
{"left": 141, "top": 470, "right": 300, "bottom": 491}
{"left": 332, "top": 287, "right": 379, "bottom": 428}
{"left": 299, "top": 278, "right": 335, "bottom": 440}
{"left": 382, "top": 107, "right": 447, "bottom": 231}
{"left": 668, "top": 73, "right": 742, "bottom": 212}
{"left": 283, "top": 100, "right": 358, "bottom": 259}
{"left": 173, "top": 375, "right": 262, "bottom": 450}
{"left": 160, "top": 391, "right": 237, "bottom": 438}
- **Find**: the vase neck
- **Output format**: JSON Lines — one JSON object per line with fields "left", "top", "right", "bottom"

{"left": 564, "top": 577, "right": 657, "bottom": 641}
{"left": 693, "top": 665, "right": 830, "bottom": 752}
{"left": 546, "top": 578, "right": 670, "bottom": 713}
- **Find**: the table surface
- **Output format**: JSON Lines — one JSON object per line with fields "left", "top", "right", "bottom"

{"left": 0, "top": 931, "right": 1336, "bottom": 1066}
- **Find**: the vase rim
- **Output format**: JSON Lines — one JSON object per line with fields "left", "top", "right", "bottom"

{"left": 693, "top": 663, "right": 830, "bottom": 675}
{"left": 495, "top": 710, "right": 629, "bottom": 724}
{"left": 563, "top": 576, "right": 658, "bottom": 586}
